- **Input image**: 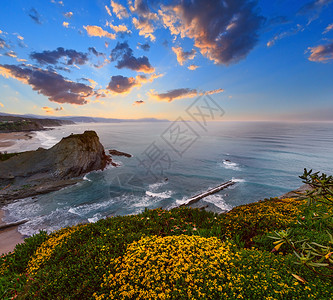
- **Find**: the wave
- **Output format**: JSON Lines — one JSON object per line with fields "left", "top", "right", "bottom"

{"left": 145, "top": 190, "right": 173, "bottom": 199}
{"left": 148, "top": 180, "right": 168, "bottom": 191}
{"left": 231, "top": 178, "right": 246, "bottom": 183}
{"left": 202, "top": 194, "right": 233, "bottom": 211}
{"left": 35, "top": 131, "right": 59, "bottom": 148}
{"left": 220, "top": 159, "right": 241, "bottom": 171}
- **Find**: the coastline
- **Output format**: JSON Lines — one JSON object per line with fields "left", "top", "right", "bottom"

{"left": 0, "top": 209, "right": 26, "bottom": 255}
{"left": 0, "top": 131, "right": 36, "bottom": 152}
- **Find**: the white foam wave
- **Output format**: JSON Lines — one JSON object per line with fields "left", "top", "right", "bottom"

{"left": 35, "top": 131, "right": 59, "bottom": 148}
{"left": 148, "top": 180, "right": 168, "bottom": 191}
{"left": 232, "top": 178, "right": 246, "bottom": 183}
{"left": 83, "top": 174, "right": 92, "bottom": 182}
{"left": 202, "top": 194, "right": 232, "bottom": 211}
{"left": 88, "top": 213, "right": 102, "bottom": 223}
{"left": 145, "top": 190, "right": 173, "bottom": 199}
{"left": 220, "top": 159, "right": 241, "bottom": 171}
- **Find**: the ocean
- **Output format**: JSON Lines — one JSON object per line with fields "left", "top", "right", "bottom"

{"left": 2, "top": 121, "right": 333, "bottom": 236}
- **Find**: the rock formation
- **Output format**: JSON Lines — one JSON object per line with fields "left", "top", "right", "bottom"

{"left": 0, "top": 131, "right": 111, "bottom": 205}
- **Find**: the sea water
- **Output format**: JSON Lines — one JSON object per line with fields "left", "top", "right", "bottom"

{"left": 3, "top": 121, "right": 333, "bottom": 236}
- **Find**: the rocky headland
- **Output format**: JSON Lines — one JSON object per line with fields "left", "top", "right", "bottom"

{"left": 0, "top": 115, "right": 74, "bottom": 133}
{"left": 0, "top": 131, "right": 113, "bottom": 206}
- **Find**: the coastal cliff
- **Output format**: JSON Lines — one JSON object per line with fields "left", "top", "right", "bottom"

{"left": 0, "top": 131, "right": 111, "bottom": 204}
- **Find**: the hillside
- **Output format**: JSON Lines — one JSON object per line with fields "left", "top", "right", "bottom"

{"left": 1, "top": 183, "right": 332, "bottom": 299}
{"left": 0, "top": 115, "right": 74, "bottom": 133}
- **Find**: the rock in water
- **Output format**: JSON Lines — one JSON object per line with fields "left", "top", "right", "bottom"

{"left": 0, "top": 131, "right": 111, "bottom": 204}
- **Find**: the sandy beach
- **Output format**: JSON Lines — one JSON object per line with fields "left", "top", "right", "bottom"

{"left": 0, "top": 210, "right": 26, "bottom": 255}
{"left": 0, "top": 132, "right": 35, "bottom": 150}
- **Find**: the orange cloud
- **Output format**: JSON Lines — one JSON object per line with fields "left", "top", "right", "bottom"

{"left": 206, "top": 88, "right": 224, "bottom": 95}
{"left": 188, "top": 64, "right": 199, "bottom": 70}
{"left": 132, "top": 17, "right": 155, "bottom": 41}
{"left": 64, "top": 12, "right": 73, "bottom": 18}
{"left": 107, "top": 21, "right": 131, "bottom": 33}
{"left": 105, "top": 5, "right": 112, "bottom": 17}
{"left": 84, "top": 25, "right": 116, "bottom": 39}
{"left": 308, "top": 42, "right": 333, "bottom": 63}
{"left": 63, "top": 21, "right": 69, "bottom": 28}
{"left": 323, "top": 23, "right": 333, "bottom": 34}
{"left": 0, "top": 102, "right": 4, "bottom": 107}
{"left": 172, "top": 46, "right": 196, "bottom": 65}
{"left": 159, "top": 1, "right": 263, "bottom": 65}
{"left": 110, "top": 0, "right": 129, "bottom": 19}
{"left": 106, "top": 73, "right": 162, "bottom": 95}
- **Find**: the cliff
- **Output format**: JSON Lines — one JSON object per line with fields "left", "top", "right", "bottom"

{"left": 0, "top": 131, "right": 111, "bottom": 204}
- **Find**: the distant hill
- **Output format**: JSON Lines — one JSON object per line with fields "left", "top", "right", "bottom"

{"left": 0, "top": 112, "right": 169, "bottom": 123}
{"left": 0, "top": 114, "right": 74, "bottom": 133}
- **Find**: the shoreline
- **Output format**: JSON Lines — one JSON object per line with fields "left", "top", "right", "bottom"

{"left": 0, "top": 131, "right": 36, "bottom": 152}
{"left": 0, "top": 209, "right": 26, "bottom": 255}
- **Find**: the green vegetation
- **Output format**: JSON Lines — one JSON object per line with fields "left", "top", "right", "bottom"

{"left": 1, "top": 171, "right": 332, "bottom": 299}
{"left": 0, "top": 151, "right": 19, "bottom": 161}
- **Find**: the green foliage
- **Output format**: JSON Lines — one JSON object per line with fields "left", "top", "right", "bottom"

{"left": 0, "top": 231, "right": 48, "bottom": 299}
{"left": 268, "top": 170, "right": 333, "bottom": 278}
{"left": 0, "top": 151, "right": 18, "bottom": 161}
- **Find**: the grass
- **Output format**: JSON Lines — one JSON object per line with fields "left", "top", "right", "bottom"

{"left": 0, "top": 196, "right": 332, "bottom": 299}
{"left": 0, "top": 152, "right": 19, "bottom": 161}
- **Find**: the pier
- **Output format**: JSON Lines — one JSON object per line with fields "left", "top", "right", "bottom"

{"left": 180, "top": 180, "right": 235, "bottom": 207}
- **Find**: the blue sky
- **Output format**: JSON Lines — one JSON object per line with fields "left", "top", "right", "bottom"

{"left": 0, "top": 0, "right": 332, "bottom": 121}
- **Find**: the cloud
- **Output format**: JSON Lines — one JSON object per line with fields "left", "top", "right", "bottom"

{"left": 138, "top": 42, "right": 150, "bottom": 51}
{"left": 267, "top": 16, "right": 290, "bottom": 26}
{"left": 298, "top": 0, "right": 333, "bottom": 24}
{"left": 64, "top": 12, "right": 73, "bottom": 18}
{"left": 107, "top": 21, "right": 131, "bottom": 34}
{"left": 188, "top": 64, "right": 199, "bottom": 70}
{"left": 133, "top": 100, "right": 145, "bottom": 105}
{"left": 107, "top": 75, "right": 139, "bottom": 94}
{"left": 88, "top": 47, "right": 105, "bottom": 57}
{"left": 132, "top": 17, "right": 156, "bottom": 41}
{"left": 0, "top": 37, "right": 10, "bottom": 49}
{"left": 63, "top": 21, "right": 69, "bottom": 28}
{"left": 205, "top": 88, "right": 224, "bottom": 95}
{"left": 30, "top": 47, "right": 89, "bottom": 66}
{"left": 110, "top": 0, "right": 129, "bottom": 19}
{"left": 84, "top": 25, "right": 116, "bottom": 39}
{"left": 298, "top": 0, "right": 333, "bottom": 14}
{"left": 42, "top": 106, "right": 63, "bottom": 114}
{"left": 172, "top": 46, "right": 196, "bottom": 65}
{"left": 307, "top": 42, "right": 333, "bottom": 63}
{"left": 110, "top": 41, "right": 155, "bottom": 73}
{"left": 105, "top": 5, "right": 112, "bottom": 17}
{"left": 16, "top": 58, "right": 27, "bottom": 63}
{"left": 159, "top": 0, "right": 264, "bottom": 65}
{"left": 323, "top": 23, "right": 333, "bottom": 34}
{"left": 28, "top": 8, "right": 42, "bottom": 24}
{"left": 5, "top": 51, "right": 17, "bottom": 58}
{"left": 149, "top": 88, "right": 198, "bottom": 102}
{"left": 0, "top": 64, "right": 94, "bottom": 105}
{"left": 0, "top": 102, "right": 4, "bottom": 107}
{"left": 267, "top": 24, "right": 304, "bottom": 47}
{"left": 107, "top": 73, "right": 161, "bottom": 94}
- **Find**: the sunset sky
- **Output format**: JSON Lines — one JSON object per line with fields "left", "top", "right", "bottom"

{"left": 0, "top": 0, "right": 332, "bottom": 121}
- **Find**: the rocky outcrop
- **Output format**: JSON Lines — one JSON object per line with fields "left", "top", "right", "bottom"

{"left": 109, "top": 149, "right": 132, "bottom": 158}
{"left": 0, "top": 131, "right": 111, "bottom": 205}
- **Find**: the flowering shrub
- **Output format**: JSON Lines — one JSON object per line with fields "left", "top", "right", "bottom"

{"left": 27, "top": 225, "right": 84, "bottom": 275}
{"left": 95, "top": 235, "right": 236, "bottom": 300}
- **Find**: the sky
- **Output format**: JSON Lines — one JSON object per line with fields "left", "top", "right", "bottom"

{"left": 0, "top": 0, "right": 332, "bottom": 121}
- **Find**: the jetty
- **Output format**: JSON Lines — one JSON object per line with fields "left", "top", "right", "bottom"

{"left": 180, "top": 180, "right": 235, "bottom": 207}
